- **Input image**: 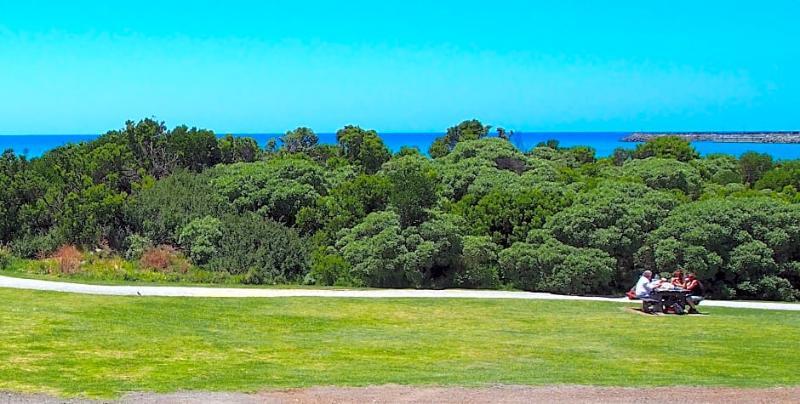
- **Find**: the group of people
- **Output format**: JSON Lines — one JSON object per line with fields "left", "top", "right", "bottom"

{"left": 632, "top": 269, "right": 704, "bottom": 314}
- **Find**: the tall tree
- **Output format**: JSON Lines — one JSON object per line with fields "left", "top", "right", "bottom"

{"left": 428, "top": 119, "right": 491, "bottom": 158}
{"left": 740, "top": 151, "right": 773, "bottom": 185}
{"left": 336, "top": 125, "right": 390, "bottom": 174}
{"left": 281, "top": 127, "right": 319, "bottom": 154}
{"left": 632, "top": 136, "right": 699, "bottom": 162}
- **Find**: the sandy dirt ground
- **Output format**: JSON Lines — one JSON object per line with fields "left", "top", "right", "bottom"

{"left": 3, "top": 386, "right": 799, "bottom": 404}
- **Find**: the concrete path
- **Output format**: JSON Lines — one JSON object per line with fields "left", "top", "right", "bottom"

{"left": 1, "top": 275, "right": 799, "bottom": 311}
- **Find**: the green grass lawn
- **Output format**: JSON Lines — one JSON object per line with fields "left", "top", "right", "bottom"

{"left": 1, "top": 289, "right": 799, "bottom": 398}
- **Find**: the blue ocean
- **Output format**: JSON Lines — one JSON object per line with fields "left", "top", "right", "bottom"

{"left": 3, "top": 132, "right": 800, "bottom": 160}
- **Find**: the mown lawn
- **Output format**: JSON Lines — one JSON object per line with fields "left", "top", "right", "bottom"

{"left": 1, "top": 289, "right": 799, "bottom": 398}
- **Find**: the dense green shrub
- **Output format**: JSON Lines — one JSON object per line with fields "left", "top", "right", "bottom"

{"left": 296, "top": 174, "right": 391, "bottom": 243}
{"left": 335, "top": 210, "right": 464, "bottom": 287}
{"left": 307, "top": 247, "right": 352, "bottom": 286}
{"left": 4, "top": 117, "right": 800, "bottom": 300}
{"left": 178, "top": 216, "right": 222, "bottom": 265}
{"left": 454, "top": 182, "right": 574, "bottom": 247}
{"left": 453, "top": 236, "right": 500, "bottom": 288}
{"left": 498, "top": 233, "right": 614, "bottom": 295}
{"left": 207, "top": 213, "right": 309, "bottom": 284}
{"left": 11, "top": 231, "right": 62, "bottom": 259}
{"left": 383, "top": 155, "right": 439, "bottom": 227}
{"left": 632, "top": 136, "right": 699, "bottom": 162}
{"left": 336, "top": 125, "right": 391, "bottom": 174}
{"left": 0, "top": 246, "right": 12, "bottom": 270}
{"left": 755, "top": 161, "right": 800, "bottom": 191}
{"left": 127, "top": 170, "right": 227, "bottom": 244}
{"left": 641, "top": 197, "right": 800, "bottom": 300}
{"left": 218, "top": 134, "right": 261, "bottom": 164}
{"left": 210, "top": 157, "right": 327, "bottom": 225}
{"left": 428, "top": 119, "right": 491, "bottom": 158}
{"left": 124, "top": 234, "right": 153, "bottom": 261}
{"left": 622, "top": 158, "right": 703, "bottom": 197}
{"left": 740, "top": 151, "right": 773, "bottom": 185}
{"left": 546, "top": 181, "right": 680, "bottom": 288}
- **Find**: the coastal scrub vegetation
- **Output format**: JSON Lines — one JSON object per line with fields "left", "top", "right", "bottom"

{"left": 2, "top": 118, "right": 800, "bottom": 300}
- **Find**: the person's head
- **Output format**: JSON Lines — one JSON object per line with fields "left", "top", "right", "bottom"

{"left": 686, "top": 273, "right": 696, "bottom": 280}
{"left": 642, "top": 270, "right": 652, "bottom": 280}
{"left": 673, "top": 269, "right": 683, "bottom": 279}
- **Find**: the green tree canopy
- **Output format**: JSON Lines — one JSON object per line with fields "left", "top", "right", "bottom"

{"left": 336, "top": 125, "right": 391, "bottom": 174}
{"left": 632, "top": 136, "right": 699, "bottom": 162}
{"left": 281, "top": 127, "right": 319, "bottom": 154}
{"left": 642, "top": 197, "right": 800, "bottom": 300}
{"left": 739, "top": 151, "right": 773, "bottom": 185}
{"left": 428, "top": 119, "right": 491, "bottom": 158}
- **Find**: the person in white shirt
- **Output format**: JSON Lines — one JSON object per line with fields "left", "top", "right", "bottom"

{"left": 634, "top": 270, "right": 660, "bottom": 299}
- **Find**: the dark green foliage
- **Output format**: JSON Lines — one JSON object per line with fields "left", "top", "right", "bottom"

{"left": 124, "top": 234, "right": 152, "bottom": 261}
{"left": 296, "top": 174, "right": 390, "bottom": 240}
{"left": 454, "top": 236, "right": 501, "bottom": 288}
{"left": 55, "top": 183, "right": 127, "bottom": 247}
{"left": 210, "top": 157, "right": 327, "bottom": 225}
{"left": 208, "top": 213, "right": 309, "bottom": 283}
{"left": 546, "top": 181, "right": 681, "bottom": 288}
{"left": 116, "top": 118, "right": 176, "bottom": 178}
{"left": 0, "top": 246, "right": 11, "bottom": 269}
{"left": 632, "top": 136, "right": 699, "bottom": 162}
{"left": 178, "top": 216, "right": 223, "bottom": 265}
{"left": 218, "top": 134, "right": 261, "bottom": 164}
{"left": 169, "top": 126, "right": 221, "bottom": 172}
{"left": 3, "top": 117, "right": 800, "bottom": 300}
{"left": 530, "top": 145, "right": 596, "bottom": 168}
{"left": 336, "top": 211, "right": 464, "bottom": 287}
{"left": 127, "top": 171, "right": 227, "bottom": 245}
{"left": 281, "top": 127, "right": 319, "bottom": 154}
{"left": 612, "top": 147, "right": 632, "bottom": 166}
{"left": 740, "top": 151, "right": 773, "bottom": 185}
{"left": 336, "top": 125, "right": 391, "bottom": 173}
{"left": 498, "top": 233, "right": 615, "bottom": 294}
{"left": 383, "top": 155, "right": 439, "bottom": 227}
{"left": 454, "top": 182, "right": 574, "bottom": 247}
{"left": 429, "top": 119, "right": 491, "bottom": 158}
{"left": 0, "top": 151, "right": 37, "bottom": 243}
{"left": 642, "top": 198, "right": 800, "bottom": 300}
{"left": 755, "top": 161, "right": 800, "bottom": 191}
{"left": 691, "top": 154, "right": 742, "bottom": 185}
{"left": 622, "top": 158, "right": 703, "bottom": 197}
{"left": 437, "top": 137, "right": 556, "bottom": 201}
{"left": 307, "top": 247, "right": 352, "bottom": 286}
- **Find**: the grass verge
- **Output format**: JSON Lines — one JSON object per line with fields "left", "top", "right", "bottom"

{"left": 1, "top": 289, "right": 799, "bottom": 398}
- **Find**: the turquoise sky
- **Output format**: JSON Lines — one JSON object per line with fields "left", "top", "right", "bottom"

{"left": 1, "top": 1, "right": 798, "bottom": 134}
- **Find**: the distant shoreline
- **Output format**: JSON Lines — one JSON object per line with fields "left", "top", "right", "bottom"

{"left": 622, "top": 132, "right": 800, "bottom": 144}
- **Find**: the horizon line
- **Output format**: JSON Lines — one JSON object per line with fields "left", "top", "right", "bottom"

{"left": 4, "top": 130, "right": 800, "bottom": 137}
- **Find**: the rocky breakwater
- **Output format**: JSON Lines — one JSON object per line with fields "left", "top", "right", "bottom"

{"left": 622, "top": 132, "right": 800, "bottom": 143}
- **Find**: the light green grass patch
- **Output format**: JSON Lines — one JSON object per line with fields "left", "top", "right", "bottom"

{"left": 0, "top": 289, "right": 798, "bottom": 398}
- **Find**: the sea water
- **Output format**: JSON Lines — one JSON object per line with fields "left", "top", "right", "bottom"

{"left": 3, "top": 132, "right": 800, "bottom": 160}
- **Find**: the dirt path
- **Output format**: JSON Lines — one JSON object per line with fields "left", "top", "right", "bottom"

{"left": 2, "top": 275, "right": 799, "bottom": 311}
{"left": 3, "top": 386, "right": 800, "bottom": 403}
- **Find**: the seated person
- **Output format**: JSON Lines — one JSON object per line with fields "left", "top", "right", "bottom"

{"left": 634, "top": 270, "right": 661, "bottom": 299}
{"left": 684, "top": 273, "right": 704, "bottom": 313}
{"left": 670, "top": 269, "right": 685, "bottom": 288}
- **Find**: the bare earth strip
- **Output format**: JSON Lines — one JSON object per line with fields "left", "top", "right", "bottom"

{"left": 1, "top": 275, "right": 799, "bottom": 311}
{"left": 3, "top": 386, "right": 800, "bottom": 404}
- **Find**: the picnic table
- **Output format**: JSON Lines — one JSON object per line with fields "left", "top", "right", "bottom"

{"left": 641, "top": 287, "right": 690, "bottom": 314}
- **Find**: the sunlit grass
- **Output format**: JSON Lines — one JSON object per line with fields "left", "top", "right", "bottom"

{"left": 1, "top": 289, "right": 798, "bottom": 398}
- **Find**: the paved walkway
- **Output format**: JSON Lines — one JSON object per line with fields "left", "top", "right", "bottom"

{"left": 1, "top": 275, "right": 799, "bottom": 311}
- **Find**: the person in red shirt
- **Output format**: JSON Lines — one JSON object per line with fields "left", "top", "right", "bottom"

{"left": 684, "top": 273, "right": 704, "bottom": 314}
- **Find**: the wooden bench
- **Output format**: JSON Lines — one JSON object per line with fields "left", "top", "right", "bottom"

{"left": 641, "top": 297, "right": 661, "bottom": 314}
